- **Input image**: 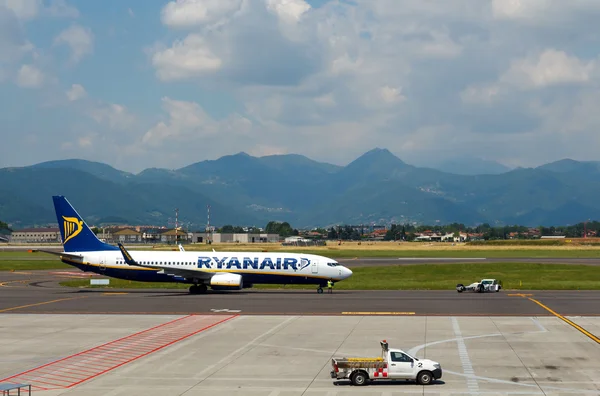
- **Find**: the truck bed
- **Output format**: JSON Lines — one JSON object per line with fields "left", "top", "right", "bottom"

{"left": 332, "top": 357, "right": 387, "bottom": 369}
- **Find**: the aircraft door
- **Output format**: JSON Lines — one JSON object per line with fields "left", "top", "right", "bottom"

{"left": 99, "top": 256, "right": 106, "bottom": 272}
{"left": 311, "top": 259, "right": 318, "bottom": 274}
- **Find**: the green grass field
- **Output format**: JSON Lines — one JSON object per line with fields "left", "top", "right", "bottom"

{"left": 58, "top": 263, "right": 600, "bottom": 290}
{"left": 1, "top": 242, "right": 600, "bottom": 271}
{"left": 0, "top": 260, "right": 69, "bottom": 271}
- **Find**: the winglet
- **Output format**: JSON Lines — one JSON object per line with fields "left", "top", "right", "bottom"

{"left": 118, "top": 243, "right": 137, "bottom": 266}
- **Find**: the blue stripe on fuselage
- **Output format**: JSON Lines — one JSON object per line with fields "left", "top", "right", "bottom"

{"left": 61, "top": 259, "right": 329, "bottom": 286}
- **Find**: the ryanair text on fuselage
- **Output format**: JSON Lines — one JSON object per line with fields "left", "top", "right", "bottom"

{"left": 197, "top": 256, "right": 311, "bottom": 271}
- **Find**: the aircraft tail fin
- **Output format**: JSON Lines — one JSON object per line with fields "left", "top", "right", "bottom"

{"left": 52, "top": 196, "right": 119, "bottom": 252}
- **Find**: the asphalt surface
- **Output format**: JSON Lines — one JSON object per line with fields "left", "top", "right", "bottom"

{"left": 1, "top": 269, "right": 599, "bottom": 316}
{"left": 339, "top": 257, "right": 600, "bottom": 266}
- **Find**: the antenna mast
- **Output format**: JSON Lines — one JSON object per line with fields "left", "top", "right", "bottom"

{"left": 206, "top": 204, "right": 211, "bottom": 244}
{"left": 175, "top": 208, "right": 179, "bottom": 244}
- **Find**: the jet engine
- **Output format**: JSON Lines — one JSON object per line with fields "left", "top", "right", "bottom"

{"left": 209, "top": 273, "right": 243, "bottom": 290}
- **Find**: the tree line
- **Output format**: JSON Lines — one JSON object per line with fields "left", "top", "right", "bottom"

{"left": 381, "top": 221, "right": 600, "bottom": 241}
{"left": 0, "top": 220, "right": 10, "bottom": 230}
{"left": 216, "top": 221, "right": 299, "bottom": 238}
{"left": 213, "top": 219, "right": 600, "bottom": 241}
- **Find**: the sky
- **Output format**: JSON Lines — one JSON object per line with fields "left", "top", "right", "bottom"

{"left": 1, "top": 0, "right": 600, "bottom": 173}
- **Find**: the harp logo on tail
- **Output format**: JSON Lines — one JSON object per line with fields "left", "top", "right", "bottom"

{"left": 62, "top": 216, "right": 83, "bottom": 244}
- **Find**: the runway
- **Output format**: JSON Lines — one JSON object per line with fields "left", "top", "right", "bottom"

{"left": 339, "top": 257, "right": 600, "bottom": 266}
{"left": 1, "top": 269, "right": 599, "bottom": 316}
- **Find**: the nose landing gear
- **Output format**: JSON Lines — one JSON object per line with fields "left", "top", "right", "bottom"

{"left": 317, "top": 286, "right": 323, "bottom": 294}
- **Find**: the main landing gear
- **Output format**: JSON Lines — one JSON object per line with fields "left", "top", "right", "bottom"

{"left": 189, "top": 284, "right": 207, "bottom": 294}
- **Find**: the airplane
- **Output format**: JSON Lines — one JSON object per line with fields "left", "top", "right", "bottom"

{"left": 37, "top": 196, "right": 353, "bottom": 294}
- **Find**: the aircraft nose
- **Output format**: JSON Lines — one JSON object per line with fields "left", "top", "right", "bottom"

{"left": 343, "top": 266, "right": 353, "bottom": 278}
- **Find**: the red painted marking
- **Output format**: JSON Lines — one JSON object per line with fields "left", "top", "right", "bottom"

{"left": 0, "top": 314, "right": 236, "bottom": 391}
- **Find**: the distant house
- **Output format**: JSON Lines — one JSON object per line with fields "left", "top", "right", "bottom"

{"left": 441, "top": 233, "right": 468, "bottom": 242}
{"left": 159, "top": 229, "right": 189, "bottom": 243}
{"left": 415, "top": 233, "right": 443, "bottom": 242}
{"left": 112, "top": 228, "right": 143, "bottom": 243}
{"left": 284, "top": 236, "right": 310, "bottom": 243}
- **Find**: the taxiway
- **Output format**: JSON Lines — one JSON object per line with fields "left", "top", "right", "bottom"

{"left": 1, "top": 269, "right": 600, "bottom": 395}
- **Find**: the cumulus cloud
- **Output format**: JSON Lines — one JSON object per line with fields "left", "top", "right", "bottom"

{"left": 16, "top": 64, "right": 43, "bottom": 88}
{"left": 2, "top": 0, "right": 40, "bottom": 20}
{"left": 142, "top": 97, "right": 251, "bottom": 147}
{"left": 6, "top": 0, "right": 600, "bottom": 172}
{"left": 1, "top": 0, "right": 78, "bottom": 20}
{"left": 88, "top": 102, "right": 136, "bottom": 131}
{"left": 160, "top": 0, "right": 244, "bottom": 28}
{"left": 151, "top": 34, "right": 222, "bottom": 81}
{"left": 66, "top": 83, "right": 86, "bottom": 101}
{"left": 500, "top": 49, "right": 595, "bottom": 88}
{"left": 0, "top": 4, "right": 36, "bottom": 64}
{"left": 45, "top": 0, "right": 79, "bottom": 18}
{"left": 53, "top": 24, "right": 94, "bottom": 64}
{"left": 461, "top": 49, "right": 597, "bottom": 107}
{"left": 491, "top": 0, "right": 600, "bottom": 23}
{"left": 265, "top": 0, "right": 310, "bottom": 23}
{"left": 146, "top": 0, "right": 600, "bottom": 169}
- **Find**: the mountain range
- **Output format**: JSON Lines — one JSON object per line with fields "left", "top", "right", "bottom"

{"left": 1, "top": 149, "right": 600, "bottom": 229}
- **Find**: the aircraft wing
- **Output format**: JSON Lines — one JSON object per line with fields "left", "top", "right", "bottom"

{"left": 117, "top": 243, "right": 213, "bottom": 280}
{"left": 32, "top": 249, "right": 84, "bottom": 261}
{"left": 154, "top": 267, "right": 214, "bottom": 280}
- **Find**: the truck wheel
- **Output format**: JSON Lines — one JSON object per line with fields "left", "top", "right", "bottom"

{"left": 351, "top": 371, "right": 368, "bottom": 386}
{"left": 417, "top": 370, "right": 433, "bottom": 385}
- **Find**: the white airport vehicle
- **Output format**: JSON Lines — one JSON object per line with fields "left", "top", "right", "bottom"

{"left": 456, "top": 278, "right": 502, "bottom": 293}
{"left": 330, "top": 340, "right": 442, "bottom": 386}
{"left": 36, "top": 196, "right": 353, "bottom": 294}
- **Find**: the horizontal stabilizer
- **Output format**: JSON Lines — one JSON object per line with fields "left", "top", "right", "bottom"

{"left": 32, "top": 249, "right": 83, "bottom": 260}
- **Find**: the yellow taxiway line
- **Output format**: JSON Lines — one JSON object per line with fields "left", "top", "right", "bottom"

{"left": 0, "top": 296, "right": 88, "bottom": 313}
{"left": 528, "top": 297, "right": 600, "bottom": 344}
{"left": 342, "top": 311, "right": 415, "bottom": 315}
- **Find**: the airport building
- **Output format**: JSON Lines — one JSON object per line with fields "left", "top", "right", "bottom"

{"left": 189, "top": 232, "right": 280, "bottom": 244}
{"left": 9, "top": 227, "right": 61, "bottom": 243}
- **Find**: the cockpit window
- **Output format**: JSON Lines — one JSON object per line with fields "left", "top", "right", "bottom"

{"left": 327, "top": 262, "right": 339, "bottom": 267}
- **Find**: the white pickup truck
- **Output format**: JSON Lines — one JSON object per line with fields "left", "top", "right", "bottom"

{"left": 330, "top": 340, "right": 442, "bottom": 386}
{"left": 456, "top": 278, "right": 502, "bottom": 293}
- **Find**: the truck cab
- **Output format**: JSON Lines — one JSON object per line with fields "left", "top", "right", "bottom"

{"left": 481, "top": 278, "right": 501, "bottom": 291}
{"left": 331, "top": 340, "right": 442, "bottom": 386}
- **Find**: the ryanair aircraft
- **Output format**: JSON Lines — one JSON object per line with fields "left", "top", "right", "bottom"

{"left": 39, "top": 196, "right": 352, "bottom": 294}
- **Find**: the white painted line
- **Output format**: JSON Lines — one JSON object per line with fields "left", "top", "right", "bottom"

{"left": 530, "top": 317, "right": 548, "bottom": 333}
{"left": 408, "top": 333, "right": 502, "bottom": 357}
{"left": 210, "top": 308, "right": 241, "bottom": 313}
{"left": 258, "top": 343, "right": 334, "bottom": 354}
{"left": 397, "top": 257, "right": 487, "bottom": 260}
{"left": 194, "top": 316, "right": 297, "bottom": 379}
{"left": 445, "top": 369, "right": 600, "bottom": 394}
{"left": 452, "top": 317, "right": 480, "bottom": 395}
